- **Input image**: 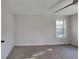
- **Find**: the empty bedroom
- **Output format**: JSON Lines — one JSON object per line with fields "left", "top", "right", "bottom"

{"left": 1, "top": 0, "right": 78, "bottom": 59}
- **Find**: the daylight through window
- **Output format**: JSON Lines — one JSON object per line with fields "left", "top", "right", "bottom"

{"left": 56, "top": 20, "right": 65, "bottom": 38}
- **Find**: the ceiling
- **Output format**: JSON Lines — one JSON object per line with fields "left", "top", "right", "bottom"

{"left": 55, "top": 5, "right": 78, "bottom": 15}
{"left": 3, "top": 0, "right": 78, "bottom": 15}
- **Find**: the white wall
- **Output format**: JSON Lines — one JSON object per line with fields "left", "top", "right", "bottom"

{"left": 15, "top": 15, "right": 70, "bottom": 46}
{"left": 69, "top": 14, "right": 78, "bottom": 46}
{"left": 1, "top": 0, "right": 15, "bottom": 59}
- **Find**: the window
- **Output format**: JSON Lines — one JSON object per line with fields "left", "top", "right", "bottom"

{"left": 56, "top": 20, "right": 65, "bottom": 38}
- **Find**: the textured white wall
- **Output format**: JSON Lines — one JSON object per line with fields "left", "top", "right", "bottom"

{"left": 15, "top": 15, "right": 70, "bottom": 46}
{"left": 1, "top": 1, "right": 15, "bottom": 59}
{"left": 69, "top": 14, "right": 78, "bottom": 46}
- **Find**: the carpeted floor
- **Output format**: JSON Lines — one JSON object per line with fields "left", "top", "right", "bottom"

{"left": 7, "top": 45, "right": 78, "bottom": 59}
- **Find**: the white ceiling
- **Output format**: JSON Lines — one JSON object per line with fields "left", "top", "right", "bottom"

{"left": 3, "top": 0, "right": 78, "bottom": 15}
{"left": 55, "top": 5, "right": 78, "bottom": 15}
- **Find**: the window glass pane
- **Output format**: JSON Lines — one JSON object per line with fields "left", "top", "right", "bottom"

{"left": 56, "top": 20, "right": 64, "bottom": 38}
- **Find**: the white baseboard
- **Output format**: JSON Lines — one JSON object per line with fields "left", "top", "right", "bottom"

{"left": 14, "top": 43, "right": 69, "bottom": 46}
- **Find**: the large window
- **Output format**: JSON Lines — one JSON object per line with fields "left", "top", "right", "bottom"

{"left": 56, "top": 20, "right": 65, "bottom": 38}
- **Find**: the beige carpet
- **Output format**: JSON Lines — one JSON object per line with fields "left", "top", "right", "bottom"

{"left": 7, "top": 45, "right": 78, "bottom": 59}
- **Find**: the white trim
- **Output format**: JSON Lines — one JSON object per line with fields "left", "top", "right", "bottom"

{"left": 14, "top": 43, "right": 69, "bottom": 46}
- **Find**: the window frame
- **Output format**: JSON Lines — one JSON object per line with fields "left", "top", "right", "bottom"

{"left": 56, "top": 20, "right": 66, "bottom": 38}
